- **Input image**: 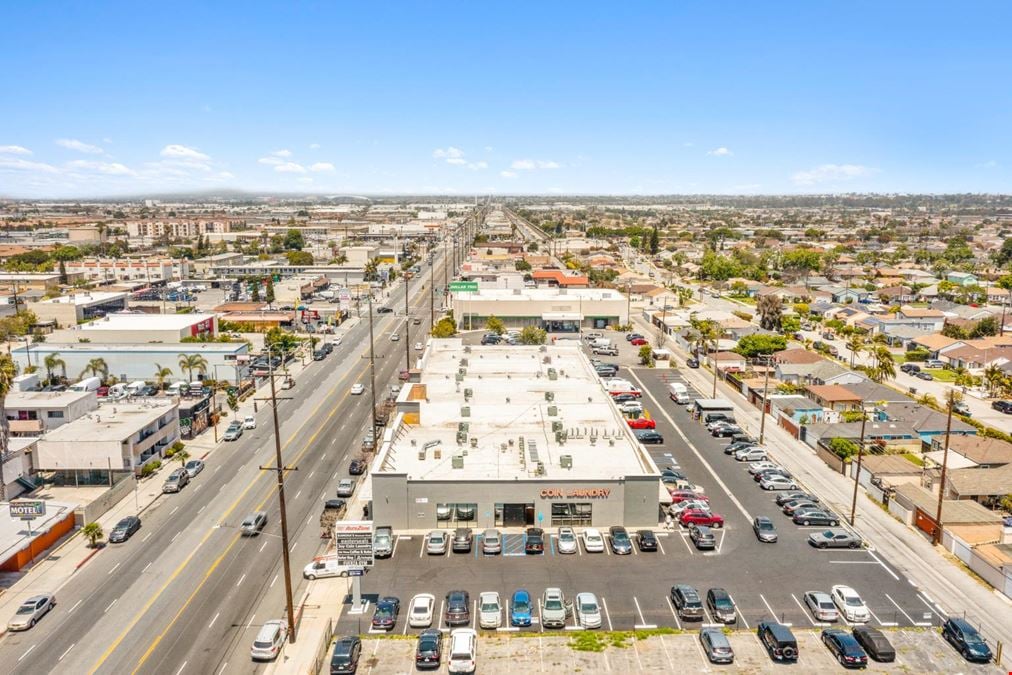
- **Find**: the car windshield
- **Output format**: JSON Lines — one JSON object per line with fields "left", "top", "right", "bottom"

{"left": 418, "top": 636, "right": 438, "bottom": 650}
{"left": 559, "top": 531, "right": 574, "bottom": 541}
{"left": 580, "top": 601, "right": 598, "bottom": 613}
{"left": 714, "top": 597, "right": 732, "bottom": 609}
{"left": 16, "top": 603, "right": 36, "bottom": 614}
{"left": 614, "top": 531, "right": 629, "bottom": 541}
{"left": 253, "top": 639, "right": 274, "bottom": 648}
{"left": 544, "top": 597, "right": 563, "bottom": 610}
{"left": 514, "top": 599, "right": 530, "bottom": 612}
{"left": 375, "top": 534, "right": 390, "bottom": 544}
{"left": 376, "top": 605, "right": 394, "bottom": 616}
{"left": 758, "top": 521, "right": 774, "bottom": 530}
{"left": 412, "top": 603, "right": 429, "bottom": 614}
{"left": 819, "top": 600, "right": 835, "bottom": 609}
{"left": 481, "top": 601, "right": 499, "bottom": 611}
{"left": 845, "top": 596, "right": 863, "bottom": 606}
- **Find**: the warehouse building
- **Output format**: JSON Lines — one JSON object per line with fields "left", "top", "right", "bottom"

{"left": 447, "top": 287, "right": 628, "bottom": 332}
{"left": 370, "top": 339, "right": 662, "bottom": 530}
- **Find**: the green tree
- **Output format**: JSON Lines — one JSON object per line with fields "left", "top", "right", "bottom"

{"left": 515, "top": 259, "right": 532, "bottom": 272}
{"left": 969, "top": 315, "right": 999, "bottom": 338}
{"left": 265, "top": 276, "right": 275, "bottom": 304}
{"left": 734, "top": 334, "right": 787, "bottom": 358}
{"left": 846, "top": 333, "right": 865, "bottom": 369}
{"left": 286, "top": 250, "right": 314, "bottom": 265}
{"left": 757, "top": 294, "right": 784, "bottom": 332}
{"left": 43, "top": 352, "right": 67, "bottom": 383}
{"left": 81, "top": 357, "right": 109, "bottom": 380}
{"left": 431, "top": 317, "right": 456, "bottom": 338}
{"left": 485, "top": 316, "right": 506, "bottom": 335}
{"left": 699, "top": 251, "right": 740, "bottom": 281}
{"left": 870, "top": 345, "right": 896, "bottom": 383}
{"left": 649, "top": 226, "right": 659, "bottom": 255}
{"left": 781, "top": 316, "right": 801, "bottom": 333}
{"left": 638, "top": 344, "right": 655, "bottom": 366}
{"left": 154, "top": 364, "right": 173, "bottom": 392}
{"left": 828, "top": 437, "right": 859, "bottom": 460}
{"left": 283, "top": 228, "right": 306, "bottom": 251}
{"left": 82, "top": 521, "right": 103, "bottom": 548}
{"left": 782, "top": 250, "right": 822, "bottom": 287}
{"left": 519, "top": 326, "right": 547, "bottom": 345}
{"left": 177, "top": 354, "right": 208, "bottom": 381}
{"left": 175, "top": 449, "right": 190, "bottom": 467}
{"left": 994, "top": 240, "right": 1012, "bottom": 269}
{"left": 265, "top": 327, "right": 302, "bottom": 358}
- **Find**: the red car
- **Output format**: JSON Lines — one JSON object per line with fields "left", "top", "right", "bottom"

{"left": 627, "top": 417, "right": 656, "bottom": 429}
{"left": 679, "top": 509, "right": 724, "bottom": 528}
{"left": 669, "top": 490, "right": 709, "bottom": 504}
{"left": 630, "top": 338, "right": 648, "bottom": 346}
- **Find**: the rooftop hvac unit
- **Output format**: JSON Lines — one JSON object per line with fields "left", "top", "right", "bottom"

{"left": 455, "top": 373, "right": 464, "bottom": 383}
{"left": 464, "top": 388, "right": 473, "bottom": 400}
{"left": 457, "top": 422, "right": 469, "bottom": 434}
{"left": 560, "top": 455, "right": 573, "bottom": 469}
{"left": 539, "top": 345, "right": 547, "bottom": 352}
{"left": 460, "top": 358, "right": 469, "bottom": 367}
{"left": 418, "top": 449, "right": 426, "bottom": 460}
{"left": 456, "top": 431, "right": 467, "bottom": 445}
{"left": 548, "top": 406, "right": 558, "bottom": 418}
{"left": 536, "top": 461, "right": 545, "bottom": 476}
{"left": 545, "top": 391, "right": 554, "bottom": 401}
{"left": 542, "top": 356, "right": 551, "bottom": 364}
{"left": 547, "top": 368, "right": 557, "bottom": 380}
{"left": 461, "top": 406, "right": 470, "bottom": 417}
{"left": 452, "top": 455, "right": 464, "bottom": 469}
{"left": 470, "top": 437, "right": 478, "bottom": 448}
{"left": 552, "top": 420, "right": 562, "bottom": 432}
{"left": 463, "top": 346, "right": 471, "bottom": 353}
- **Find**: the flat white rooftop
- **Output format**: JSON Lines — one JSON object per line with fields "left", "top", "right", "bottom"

{"left": 38, "top": 291, "right": 127, "bottom": 306}
{"left": 16, "top": 342, "right": 244, "bottom": 354}
{"left": 378, "top": 340, "right": 657, "bottom": 481}
{"left": 80, "top": 312, "right": 216, "bottom": 332}
{"left": 6, "top": 389, "right": 95, "bottom": 408}
{"left": 458, "top": 288, "right": 623, "bottom": 301}
{"left": 41, "top": 399, "right": 176, "bottom": 442}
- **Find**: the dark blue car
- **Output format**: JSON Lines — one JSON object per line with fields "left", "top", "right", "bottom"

{"left": 943, "top": 617, "right": 992, "bottom": 663}
{"left": 821, "top": 629, "right": 867, "bottom": 668}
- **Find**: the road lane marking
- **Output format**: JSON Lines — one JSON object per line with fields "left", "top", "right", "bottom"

{"left": 208, "top": 612, "right": 220, "bottom": 628}
{"left": 236, "top": 574, "right": 246, "bottom": 587}
{"left": 259, "top": 540, "right": 268, "bottom": 553}
{"left": 294, "top": 490, "right": 302, "bottom": 500}
{"left": 170, "top": 506, "right": 179, "bottom": 516}
{"left": 198, "top": 505, "right": 205, "bottom": 514}
{"left": 108, "top": 562, "right": 121, "bottom": 575}
{"left": 142, "top": 532, "right": 152, "bottom": 543}
{"left": 171, "top": 531, "right": 181, "bottom": 543}
{"left": 59, "top": 643, "right": 75, "bottom": 662}
{"left": 18, "top": 645, "right": 36, "bottom": 662}
{"left": 270, "top": 574, "right": 278, "bottom": 588}
{"left": 68, "top": 599, "right": 83, "bottom": 614}
{"left": 175, "top": 661, "right": 187, "bottom": 675}
{"left": 105, "top": 598, "right": 118, "bottom": 613}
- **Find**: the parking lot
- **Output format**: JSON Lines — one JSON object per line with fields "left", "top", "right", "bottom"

{"left": 348, "top": 629, "right": 1002, "bottom": 673}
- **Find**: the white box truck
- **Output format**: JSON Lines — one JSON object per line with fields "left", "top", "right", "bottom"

{"left": 668, "top": 382, "right": 691, "bottom": 404}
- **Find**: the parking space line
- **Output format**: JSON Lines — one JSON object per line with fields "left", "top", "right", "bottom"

{"left": 867, "top": 549, "right": 900, "bottom": 581}
{"left": 917, "top": 593, "right": 947, "bottom": 621}
{"left": 727, "top": 593, "right": 750, "bottom": 629}
{"left": 656, "top": 538, "right": 666, "bottom": 555}
{"left": 536, "top": 597, "right": 544, "bottom": 633}
{"left": 689, "top": 631, "right": 713, "bottom": 673}
{"left": 677, "top": 531, "right": 694, "bottom": 555}
{"left": 868, "top": 607, "right": 896, "bottom": 627}
{"left": 759, "top": 593, "right": 788, "bottom": 626}
{"left": 391, "top": 536, "right": 400, "bottom": 558}
{"left": 791, "top": 593, "right": 827, "bottom": 627}
{"left": 437, "top": 599, "right": 446, "bottom": 632}
{"left": 603, "top": 537, "right": 611, "bottom": 555}
{"left": 630, "top": 631, "right": 646, "bottom": 670}
{"left": 701, "top": 604, "right": 719, "bottom": 627}
{"left": 715, "top": 529, "right": 725, "bottom": 555}
{"left": 664, "top": 596, "right": 682, "bottom": 630}
{"left": 471, "top": 599, "right": 477, "bottom": 629}
{"left": 885, "top": 593, "right": 929, "bottom": 626}
{"left": 601, "top": 596, "right": 614, "bottom": 631}
{"left": 632, "top": 596, "right": 657, "bottom": 629}
{"left": 419, "top": 535, "right": 426, "bottom": 558}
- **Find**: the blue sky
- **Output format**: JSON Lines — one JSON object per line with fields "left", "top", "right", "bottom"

{"left": 1, "top": 2, "right": 1010, "bottom": 197}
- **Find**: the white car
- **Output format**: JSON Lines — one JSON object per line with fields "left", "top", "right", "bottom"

{"left": 331, "top": 337, "right": 343, "bottom": 346}
{"left": 668, "top": 500, "right": 710, "bottom": 516}
{"left": 575, "top": 592, "right": 602, "bottom": 629}
{"left": 408, "top": 593, "right": 436, "bottom": 628}
{"left": 7, "top": 594, "right": 55, "bottom": 631}
{"left": 243, "top": 415, "right": 257, "bottom": 429}
{"left": 747, "top": 461, "right": 781, "bottom": 476}
{"left": 617, "top": 401, "right": 643, "bottom": 414}
{"left": 414, "top": 342, "right": 423, "bottom": 351}
{"left": 582, "top": 528, "right": 605, "bottom": 553}
{"left": 350, "top": 383, "right": 365, "bottom": 395}
{"left": 760, "top": 475, "right": 799, "bottom": 491}
{"left": 734, "top": 447, "right": 767, "bottom": 462}
{"left": 830, "top": 585, "right": 871, "bottom": 623}
{"left": 390, "top": 333, "right": 400, "bottom": 341}
{"left": 478, "top": 591, "right": 502, "bottom": 629}
{"left": 557, "top": 527, "right": 578, "bottom": 554}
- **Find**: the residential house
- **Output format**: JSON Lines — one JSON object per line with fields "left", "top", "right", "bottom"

{"left": 5, "top": 390, "right": 99, "bottom": 437}
{"left": 531, "top": 269, "right": 590, "bottom": 288}
{"left": 894, "top": 307, "right": 946, "bottom": 331}
{"left": 821, "top": 286, "right": 870, "bottom": 304}
{"left": 910, "top": 333, "right": 960, "bottom": 357}
{"left": 852, "top": 455, "right": 924, "bottom": 492}
{"left": 943, "top": 464, "right": 1012, "bottom": 508}
{"left": 804, "top": 384, "right": 863, "bottom": 412}
{"left": 775, "top": 359, "right": 852, "bottom": 386}
{"left": 876, "top": 286, "right": 915, "bottom": 304}
{"left": 770, "top": 395, "right": 825, "bottom": 425}
{"left": 946, "top": 271, "right": 979, "bottom": 287}
{"left": 710, "top": 351, "right": 747, "bottom": 372}
{"left": 929, "top": 436, "right": 1012, "bottom": 469}
{"left": 931, "top": 300, "right": 995, "bottom": 322}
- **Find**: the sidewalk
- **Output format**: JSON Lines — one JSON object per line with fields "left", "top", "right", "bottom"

{"left": 266, "top": 576, "right": 350, "bottom": 675}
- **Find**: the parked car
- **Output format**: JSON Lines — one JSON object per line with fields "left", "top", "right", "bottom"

{"left": 482, "top": 528, "right": 501, "bottom": 555}
{"left": 250, "top": 619, "right": 288, "bottom": 661}
{"left": 808, "top": 529, "right": 862, "bottom": 549}
{"left": 711, "top": 424, "right": 743, "bottom": 438}
{"left": 757, "top": 621, "right": 799, "bottom": 662}
{"left": 916, "top": 371, "right": 934, "bottom": 380}
{"left": 7, "top": 594, "right": 56, "bottom": 631}
{"left": 900, "top": 363, "right": 921, "bottom": 374}
{"left": 942, "top": 616, "right": 993, "bottom": 662}
{"left": 162, "top": 468, "right": 189, "bottom": 493}
{"left": 415, "top": 629, "right": 442, "bottom": 669}
{"left": 608, "top": 526, "right": 633, "bottom": 554}
{"left": 634, "top": 429, "right": 664, "bottom": 444}
{"left": 831, "top": 585, "right": 870, "bottom": 623}
{"left": 348, "top": 458, "right": 367, "bottom": 475}
{"left": 371, "top": 596, "right": 400, "bottom": 631}
{"left": 240, "top": 511, "right": 268, "bottom": 536}
{"left": 350, "top": 383, "right": 365, "bottom": 395}
{"left": 782, "top": 499, "right": 820, "bottom": 515}
{"left": 761, "top": 475, "right": 799, "bottom": 491}
{"left": 670, "top": 584, "right": 704, "bottom": 620}
{"left": 373, "top": 526, "right": 393, "bottom": 558}
{"left": 625, "top": 332, "right": 644, "bottom": 341}
{"left": 822, "top": 628, "right": 868, "bottom": 668}
{"left": 630, "top": 337, "right": 648, "bottom": 346}
{"left": 706, "top": 588, "right": 737, "bottom": 624}
{"left": 223, "top": 421, "right": 243, "bottom": 441}
{"left": 794, "top": 510, "right": 841, "bottom": 527}
{"left": 408, "top": 594, "right": 435, "bottom": 628}
{"left": 336, "top": 478, "right": 356, "bottom": 498}
{"left": 592, "top": 346, "right": 619, "bottom": 356}
{"left": 582, "top": 528, "right": 605, "bottom": 552}
{"left": 450, "top": 527, "right": 473, "bottom": 553}
{"left": 618, "top": 401, "right": 643, "bottom": 414}
{"left": 525, "top": 527, "right": 544, "bottom": 554}
{"left": 700, "top": 627, "right": 735, "bottom": 664}
{"left": 735, "top": 447, "right": 767, "bottom": 462}
{"left": 637, "top": 529, "right": 658, "bottom": 551}
{"left": 444, "top": 590, "right": 470, "bottom": 626}
{"left": 804, "top": 591, "right": 839, "bottom": 622}
{"left": 776, "top": 491, "right": 819, "bottom": 506}
{"left": 478, "top": 592, "right": 502, "bottom": 629}
{"left": 626, "top": 417, "right": 656, "bottom": 429}
{"left": 852, "top": 625, "right": 896, "bottom": 662}
{"left": 109, "top": 516, "right": 141, "bottom": 543}
{"left": 752, "top": 516, "right": 778, "bottom": 543}
{"left": 686, "top": 357, "right": 700, "bottom": 368}
{"left": 184, "top": 459, "right": 205, "bottom": 477}
{"left": 669, "top": 490, "right": 708, "bottom": 504}
{"left": 680, "top": 510, "right": 724, "bottom": 528}
{"left": 447, "top": 628, "right": 477, "bottom": 674}
{"left": 992, "top": 400, "right": 1012, "bottom": 414}
{"left": 557, "top": 526, "right": 578, "bottom": 554}
{"left": 690, "top": 524, "right": 717, "bottom": 550}
{"left": 724, "top": 441, "right": 759, "bottom": 455}
{"left": 575, "top": 592, "right": 602, "bottom": 629}
{"left": 510, "top": 589, "right": 533, "bottom": 627}
{"left": 540, "top": 588, "right": 570, "bottom": 628}
{"left": 426, "top": 530, "right": 448, "bottom": 555}
{"left": 330, "top": 635, "right": 361, "bottom": 673}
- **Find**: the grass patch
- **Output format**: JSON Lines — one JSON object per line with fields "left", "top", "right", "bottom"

{"left": 902, "top": 452, "right": 925, "bottom": 467}
{"left": 923, "top": 368, "right": 958, "bottom": 382}
{"left": 568, "top": 627, "right": 682, "bottom": 652}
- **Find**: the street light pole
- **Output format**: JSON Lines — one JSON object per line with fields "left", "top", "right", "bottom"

{"left": 430, "top": 251, "right": 436, "bottom": 331}
{"left": 849, "top": 403, "right": 870, "bottom": 526}
{"left": 367, "top": 294, "right": 378, "bottom": 446}
{"left": 758, "top": 355, "right": 772, "bottom": 445}
{"left": 404, "top": 270, "right": 410, "bottom": 367}
{"left": 265, "top": 351, "right": 297, "bottom": 642}
{"left": 932, "top": 390, "right": 956, "bottom": 546}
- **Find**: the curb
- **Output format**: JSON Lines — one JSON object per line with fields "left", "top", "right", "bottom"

{"left": 75, "top": 546, "right": 102, "bottom": 570}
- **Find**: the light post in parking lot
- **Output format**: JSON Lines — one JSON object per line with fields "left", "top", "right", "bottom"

{"left": 932, "top": 389, "right": 958, "bottom": 545}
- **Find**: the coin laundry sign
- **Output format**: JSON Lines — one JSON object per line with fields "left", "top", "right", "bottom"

{"left": 539, "top": 488, "right": 611, "bottom": 499}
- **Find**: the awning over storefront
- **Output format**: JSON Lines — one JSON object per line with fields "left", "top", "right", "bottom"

{"left": 541, "top": 312, "right": 582, "bottom": 321}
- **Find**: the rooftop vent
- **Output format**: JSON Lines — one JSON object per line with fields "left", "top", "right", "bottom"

{"left": 547, "top": 368, "right": 557, "bottom": 380}
{"left": 461, "top": 405, "right": 470, "bottom": 417}
{"left": 452, "top": 455, "right": 464, "bottom": 469}
{"left": 560, "top": 454, "right": 573, "bottom": 469}
{"left": 545, "top": 391, "right": 554, "bottom": 402}
{"left": 548, "top": 406, "right": 558, "bottom": 417}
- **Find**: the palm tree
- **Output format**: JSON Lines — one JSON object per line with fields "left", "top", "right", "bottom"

{"left": 154, "top": 364, "right": 173, "bottom": 392}
{"left": 983, "top": 364, "right": 1004, "bottom": 398}
{"left": 82, "top": 521, "right": 103, "bottom": 548}
{"left": 870, "top": 345, "right": 896, "bottom": 383}
{"left": 43, "top": 352, "right": 67, "bottom": 384}
{"left": 81, "top": 357, "right": 109, "bottom": 380}
{"left": 0, "top": 354, "right": 17, "bottom": 501}
{"left": 846, "top": 334, "right": 865, "bottom": 369}
{"left": 757, "top": 294, "right": 783, "bottom": 332}
{"left": 178, "top": 354, "right": 208, "bottom": 381}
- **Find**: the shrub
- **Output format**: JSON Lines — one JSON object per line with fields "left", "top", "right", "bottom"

{"left": 140, "top": 460, "right": 161, "bottom": 477}
{"left": 904, "top": 348, "right": 930, "bottom": 362}
{"left": 828, "top": 437, "right": 860, "bottom": 459}
{"left": 732, "top": 310, "right": 753, "bottom": 322}
{"left": 171, "top": 441, "right": 185, "bottom": 453}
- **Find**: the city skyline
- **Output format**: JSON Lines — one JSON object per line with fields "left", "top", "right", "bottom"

{"left": 2, "top": 1, "right": 1011, "bottom": 197}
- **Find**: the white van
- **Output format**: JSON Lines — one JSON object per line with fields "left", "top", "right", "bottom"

{"left": 107, "top": 383, "right": 129, "bottom": 399}
{"left": 126, "top": 380, "right": 147, "bottom": 396}
{"left": 668, "top": 382, "right": 690, "bottom": 405}
{"left": 302, "top": 557, "right": 362, "bottom": 580}
{"left": 70, "top": 376, "right": 102, "bottom": 392}
{"left": 447, "top": 628, "right": 477, "bottom": 673}
{"left": 591, "top": 338, "right": 612, "bottom": 349}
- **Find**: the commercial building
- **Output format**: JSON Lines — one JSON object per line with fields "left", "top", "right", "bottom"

{"left": 28, "top": 291, "right": 128, "bottom": 326}
{"left": 0, "top": 272, "right": 65, "bottom": 293}
{"left": 62, "top": 258, "right": 191, "bottom": 283}
{"left": 77, "top": 312, "right": 217, "bottom": 342}
{"left": 447, "top": 287, "right": 629, "bottom": 332}
{"left": 370, "top": 340, "right": 662, "bottom": 531}
{"left": 5, "top": 389, "right": 99, "bottom": 436}
{"left": 35, "top": 399, "right": 180, "bottom": 481}
{"left": 12, "top": 342, "right": 248, "bottom": 384}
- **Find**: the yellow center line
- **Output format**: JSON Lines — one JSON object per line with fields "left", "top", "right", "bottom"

{"left": 90, "top": 281, "right": 437, "bottom": 674}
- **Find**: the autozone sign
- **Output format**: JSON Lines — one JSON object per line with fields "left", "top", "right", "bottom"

{"left": 539, "top": 488, "right": 611, "bottom": 499}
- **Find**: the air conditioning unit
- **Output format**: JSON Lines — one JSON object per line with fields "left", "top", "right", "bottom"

{"left": 560, "top": 455, "right": 573, "bottom": 469}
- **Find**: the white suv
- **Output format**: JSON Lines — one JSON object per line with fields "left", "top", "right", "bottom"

{"left": 478, "top": 592, "right": 502, "bottom": 629}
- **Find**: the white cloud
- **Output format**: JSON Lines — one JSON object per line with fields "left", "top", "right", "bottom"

{"left": 0, "top": 145, "right": 32, "bottom": 156}
{"left": 500, "top": 170, "right": 517, "bottom": 178}
{"left": 707, "top": 147, "right": 733, "bottom": 157}
{"left": 469, "top": 161, "right": 488, "bottom": 171}
{"left": 484, "top": 146, "right": 494, "bottom": 152}
{"left": 792, "top": 163, "right": 878, "bottom": 186}
{"left": 217, "top": 171, "right": 235, "bottom": 179}
{"left": 309, "top": 143, "right": 321, "bottom": 150}
{"left": 160, "top": 144, "right": 210, "bottom": 161}
{"left": 274, "top": 162, "right": 307, "bottom": 173}
{"left": 446, "top": 157, "right": 468, "bottom": 165}
{"left": 297, "top": 177, "right": 314, "bottom": 184}
{"left": 510, "top": 159, "right": 560, "bottom": 170}
{"left": 66, "top": 160, "right": 135, "bottom": 176}
{"left": 56, "top": 138, "right": 104, "bottom": 154}
{"left": 271, "top": 149, "right": 292, "bottom": 158}
{"left": 258, "top": 156, "right": 284, "bottom": 166}
{"left": 432, "top": 146, "right": 464, "bottom": 160}
{"left": 0, "top": 157, "right": 58, "bottom": 173}
{"left": 310, "top": 162, "right": 335, "bottom": 172}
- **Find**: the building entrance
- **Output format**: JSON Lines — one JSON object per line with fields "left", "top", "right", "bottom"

{"left": 498, "top": 503, "right": 534, "bottom": 527}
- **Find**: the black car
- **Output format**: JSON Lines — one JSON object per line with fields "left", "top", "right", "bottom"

{"left": 330, "top": 635, "right": 362, "bottom": 673}
{"left": 822, "top": 629, "right": 868, "bottom": 668}
{"left": 525, "top": 527, "right": 545, "bottom": 554}
{"left": 752, "top": 516, "right": 778, "bottom": 543}
{"left": 376, "top": 307, "right": 394, "bottom": 314}
{"left": 313, "top": 350, "right": 326, "bottom": 361}
{"left": 670, "top": 584, "right": 704, "bottom": 620}
{"left": 451, "top": 527, "right": 473, "bottom": 553}
{"left": 852, "top": 626, "right": 895, "bottom": 663}
{"left": 757, "top": 621, "right": 798, "bottom": 662}
{"left": 992, "top": 400, "right": 1012, "bottom": 414}
{"left": 728, "top": 433, "right": 754, "bottom": 445}
{"left": 625, "top": 333, "right": 644, "bottom": 341}
{"left": 348, "top": 458, "right": 367, "bottom": 475}
{"left": 322, "top": 342, "right": 334, "bottom": 355}
{"left": 480, "top": 334, "right": 501, "bottom": 345}
{"left": 942, "top": 617, "right": 993, "bottom": 663}
{"left": 444, "top": 590, "right": 470, "bottom": 626}
{"left": 900, "top": 363, "right": 921, "bottom": 374}
{"left": 776, "top": 491, "right": 819, "bottom": 506}
{"left": 724, "top": 441, "right": 758, "bottom": 456}
{"left": 612, "top": 393, "right": 638, "bottom": 403}
{"left": 415, "top": 629, "right": 442, "bottom": 669}
{"left": 371, "top": 596, "right": 400, "bottom": 631}
{"left": 916, "top": 371, "right": 934, "bottom": 380}
{"left": 109, "top": 516, "right": 141, "bottom": 543}
{"left": 636, "top": 529, "right": 658, "bottom": 551}
{"left": 793, "top": 510, "right": 840, "bottom": 527}
{"left": 686, "top": 357, "right": 700, "bottom": 368}
{"left": 711, "top": 424, "right": 743, "bottom": 438}
{"left": 706, "top": 588, "right": 737, "bottom": 624}
{"left": 634, "top": 429, "right": 664, "bottom": 445}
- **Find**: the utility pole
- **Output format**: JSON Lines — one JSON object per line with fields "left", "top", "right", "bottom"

{"left": 758, "top": 355, "right": 772, "bottom": 445}
{"left": 848, "top": 402, "right": 870, "bottom": 526}
{"left": 404, "top": 270, "right": 410, "bottom": 367}
{"left": 932, "top": 390, "right": 956, "bottom": 545}
{"left": 367, "top": 294, "right": 378, "bottom": 446}
{"left": 261, "top": 353, "right": 297, "bottom": 642}
{"left": 430, "top": 250, "right": 436, "bottom": 331}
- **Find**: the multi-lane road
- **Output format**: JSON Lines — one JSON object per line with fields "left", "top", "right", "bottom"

{"left": 0, "top": 245, "right": 454, "bottom": 674}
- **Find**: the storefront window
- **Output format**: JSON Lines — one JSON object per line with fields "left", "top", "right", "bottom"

{"left": 436, "top": 502, "right": 478, "bottom": 524}
{"left": 550, "top": 502, "right": 592, "bottom": 526}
